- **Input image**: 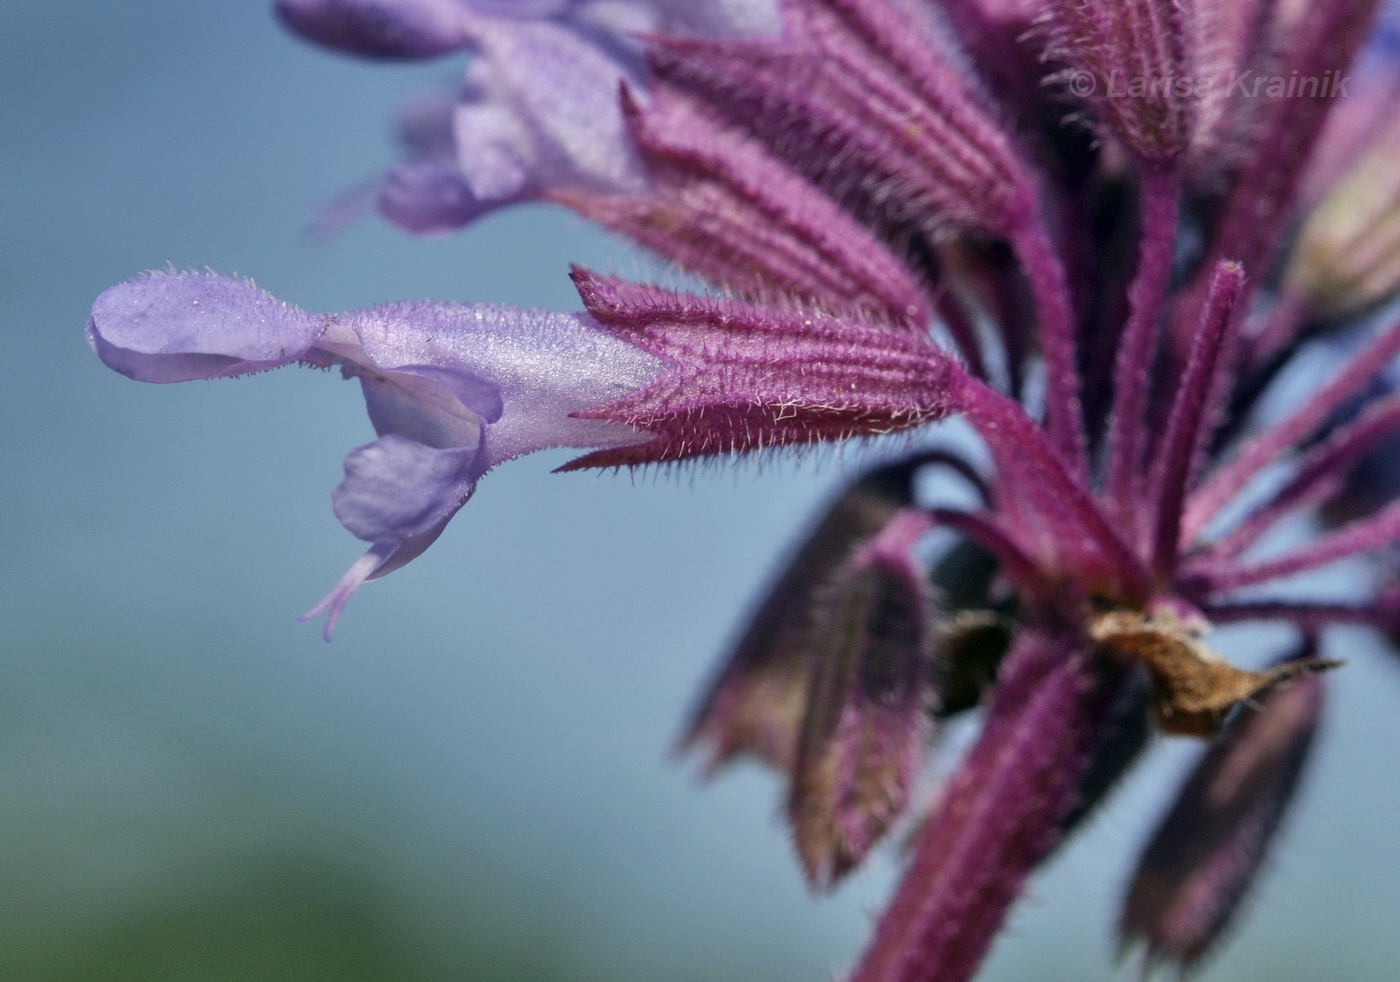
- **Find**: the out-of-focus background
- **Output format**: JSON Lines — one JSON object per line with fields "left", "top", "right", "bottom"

{"left": 4, "top": 3, "right": 1400, "bottom": 980}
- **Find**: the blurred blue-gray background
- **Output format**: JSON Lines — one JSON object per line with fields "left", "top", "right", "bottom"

{"left": 4, "top": 3, "right": 1400, "bottom": 979}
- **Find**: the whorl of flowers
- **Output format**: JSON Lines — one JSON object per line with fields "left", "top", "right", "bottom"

{"left": 89, "top": 0, "right": 1400, "bottom": 978}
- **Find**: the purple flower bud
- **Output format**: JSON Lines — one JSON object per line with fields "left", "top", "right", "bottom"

{"left": 788, "top": 509, "right": 937, "bottom": 889}
{"left": 1120, "top": 661, "right": 1327, "bottom": 969}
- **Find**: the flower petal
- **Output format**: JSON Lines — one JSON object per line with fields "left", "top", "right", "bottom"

{"left": 377, "top": 161, "right": 504, "bottom": 235}
{"left": 333, "top": 433, "right": 480, "bottom": 544}
{"left": 91, "top": 271, "right": 663, "bottom": 635}
{"left": 338, "top": 298, "right": 661, "bottom": 468}
{"left": 356, "top": 366, "right": 492, "bottom": 451}
{"left": 87, "top": 271, "right": 327, "bottom": 382}
{"left": 452, "top": 12, "right": 645, "bottom": 202}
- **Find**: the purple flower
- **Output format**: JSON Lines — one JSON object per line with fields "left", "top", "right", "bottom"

{"left": 91, "top": 0, "right": 1400, "bottom": 978}
{"left": 89, "top": 267, "right": 953, "bottom": 635}
{"left": 280, "top": 0, "right": 780, "bottom": 234}
{"left": 88, "top": 270, "right": 662, "bottom": 636}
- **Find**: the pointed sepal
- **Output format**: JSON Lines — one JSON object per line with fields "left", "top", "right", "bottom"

{"left": 787, "top": 509, "right": 937, "bottom": 889}
{"left": 679, "top": 457, "right": 935, "bottom": 776}
{"left": 1120, "top": 653, "right": 1328, "bottom": 969}
{"left": 562, "top": 271, "right": 956, "bottom": 469}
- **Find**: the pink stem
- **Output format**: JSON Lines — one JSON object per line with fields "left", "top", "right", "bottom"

{"left": 1009, "top": 212, "right": 1087, "bottom": 478}
{"left": 1107, "top": 164, "right": 1183, "bottom": 529}
{"left": 1205, "top": 498, "right": 1400, "bottom": 593}
{"left": 848, "top": 629, "right": 1118, "bottom": 982}
{"left": 1204, "top": 599, "right": 1400, "bottom": 631}
{"left": 1183, "top": 310, "right": 1400, "bottom": 542}
{"left": 927, "top": 507, "right": 1043, "bottom": 593}
{"left": 1151, "top": 262, "right": 1245, "bottom": 580}
{"left": 954, "top": 375, "right": 1150, "bottom": 600}
{"left": 1196, "top": 393, "right": 1400, "bottom": 562}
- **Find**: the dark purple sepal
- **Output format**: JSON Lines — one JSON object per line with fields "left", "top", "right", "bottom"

{"left": 679, "top": 457, "right": 935, "bottom": 776}
{"left": 1177, "top": 0, "right": 1382, "bottom": 350}
{"left": 1120, "top": 659, "right": 1327, "bottom": 969}
{"left": 1058, "top": 665, "right": 1153, "bottom": 838}
{"left": 558, "top": 87, "right": 931, "bottom": 326}
{"left": 275, "top": 0, "right": 469, "bottom": 60}
{"left": 646, "top": 12, "right": 1032, "bottom": 237}
{"left": 848, "top": 624, "right": 1123, "bottom": 982}
{"left": 788, "top": 509, "right": 936, "bottom": 889}
{"left": 561, "top": 270, "right": 956, "bottom": 469}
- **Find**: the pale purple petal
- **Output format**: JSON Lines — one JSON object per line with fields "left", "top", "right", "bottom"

{"left": 452, "top": 72, "right": 537, "bottom": 201}
{"left": 469, "top": 0, "right": 569, "bottom": 17}
{"left": 377, "top": 161, "right": 503, "bottom": 234}
{"left": 87, "top": 272, "right": 327, "bottom": 382}
{"left": 573, "top": 0, "right": 662, "bottom": 38}
{"left": 395, "top": 87, "right": 459, "bottom": 160}
{"left": 340, "top": 298, "right": 660, "bottom": 468}
{"left": 658, "top": 0, "right": 780, "bottom": 36}
{"left": 333, "top": 434, "right": 480, "bottom": 542}
{"left": 356, "top": 365, "right": 494, "bottom": 450}
{"left": 303, "top": 439, "right": 473, "bottom": 638}
{"left": 452, "top": 12, "right": 645, "bottom": 201}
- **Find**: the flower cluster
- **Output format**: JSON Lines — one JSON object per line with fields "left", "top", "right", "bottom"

{"left": 90, "top": 0, "right": 1400, "bottom": 978}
